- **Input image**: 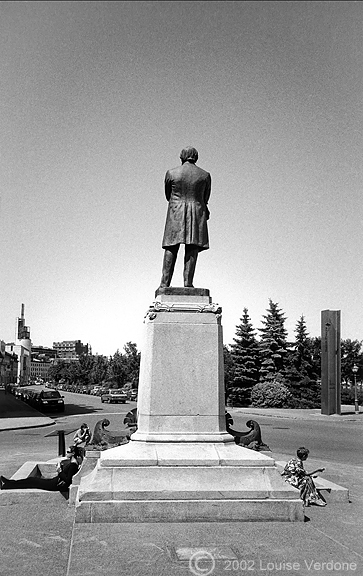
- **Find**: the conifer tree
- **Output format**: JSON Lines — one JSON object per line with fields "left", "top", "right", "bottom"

{"left": 285, "top": 315, "right": 320, "bottom": 407}
{"left": 258, "top": 299, "right": 288, "bottom": 381}
{"left": 293, "top": 315, "right": 316, "bottom": 377}
{"left": 229, "top": 308, "right": 260, "bottom": 405}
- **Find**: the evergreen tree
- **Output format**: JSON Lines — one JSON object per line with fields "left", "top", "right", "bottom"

{"left": 229, "top": 308, "right": 260, "bottom": 406}
{"left": 292, "top": 315, "right": 317, "bottom": 378}
{"left": 309, "top": 336, "right": 321, "bottom": 379}
{"left": 284, "top": 315, "right": 320, "bottom": 407}
{"left": 258, "top": 299, "right": 288, "bottom": 381}
{"left": 223, "top": 345, "right": 235, "bottom": 403}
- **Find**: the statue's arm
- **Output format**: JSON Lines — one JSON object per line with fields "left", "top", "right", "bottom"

{"left": 205, "top": 173, "right": 211, "bottom": 219}
{"left": 204, "top": 173, "right": 211, "bottom": 206}
{"left": 164, "top": 171, "right": 172, "bottom": 201}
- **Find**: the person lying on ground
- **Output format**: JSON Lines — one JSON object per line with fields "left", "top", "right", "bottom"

{"left": 0, "top": 445, "right": 83, "bottom": 492}
{"left": 281, "top": 446, "right": 326, "bottom": 507}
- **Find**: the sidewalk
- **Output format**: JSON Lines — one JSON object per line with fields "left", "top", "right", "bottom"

{"left": 232, "top": 404, "right": 362, "bottom": 421}
{"left": 0, "top": 389, "right": 55, "bottom": 430}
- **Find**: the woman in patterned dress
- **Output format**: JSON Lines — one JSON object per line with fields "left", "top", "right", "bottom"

{"left": 281, "top": 447, "right": 327, "bottom": 507}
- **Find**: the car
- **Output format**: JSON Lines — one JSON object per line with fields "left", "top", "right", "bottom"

{"left": 100, "top": 389, "right": 128, "bottom": 404}
{"left": 26, "top": 387, "right": 65, "bottom": 413}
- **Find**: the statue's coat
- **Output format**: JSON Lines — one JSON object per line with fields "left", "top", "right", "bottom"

{"left": 162, "top": 161, "right": 211, "bottom": 250}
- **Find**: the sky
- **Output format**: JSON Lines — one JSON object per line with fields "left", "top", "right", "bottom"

{"left": 1, "top": 1, "right": 362, "bottom": 357}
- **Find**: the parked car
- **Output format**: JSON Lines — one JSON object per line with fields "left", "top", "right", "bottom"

{"left": 26, "top": 387, "right": 65, "bottom": 413}
{"left": 100, "top": 389, "right": 128, "bottom": 404}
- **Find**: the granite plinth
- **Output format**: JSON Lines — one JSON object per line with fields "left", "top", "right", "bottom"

{"left": 133, "top": 290, "right": 227, "bottom": 443}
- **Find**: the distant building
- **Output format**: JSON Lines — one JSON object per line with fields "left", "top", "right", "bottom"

{"left": 5, "top": 343, "right": 31, "bottom": 385}
{"left": 30, "top": 345, "right": 58, "bottom": 382}
{"left": 0, "top": 340, "right": 18, "bottom": 386}
{"left": 53, "top": 340, "right": 89, "bottom": 360}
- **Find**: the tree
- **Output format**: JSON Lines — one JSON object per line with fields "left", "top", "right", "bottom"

{"left": 284, "top": 316, "right": 320, "bottom": 407}
{"left": 258, "top": 299, "right": 289, "bottom": 381}
{"left": 341, "top": 339, "right": 363, "bottom": 404}
{"left": 76, "top": 353, "right": 95, "bottom": 387}
{"left": 107, "top": 350, "right": 128, "bottom": 388}
{"left": 341, "top": 339, "right": 363, "bottom": 384}
{"left": 223, "top": 345, "right": 235, "bottom": 402}
{"left": 309, "top": 336, "right": 321, "bottom": 380}
{"left": 48, "top": 359, "right": 72, "bottom": 384}
{"left": 89, "top": 354, "right": 109, "bottom": 387}
{"left": 122, "top": 342, "right": 141, "bottom": 388}
{"left": 229, "top": 308, "right": 260, "bottom": 406}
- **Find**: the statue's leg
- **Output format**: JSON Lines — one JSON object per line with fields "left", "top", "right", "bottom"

{"left": 159, "top": 245, "right": 179, "bottom": 288}
{"left": 184, "top": 245, "right": 198, "bottom": 287}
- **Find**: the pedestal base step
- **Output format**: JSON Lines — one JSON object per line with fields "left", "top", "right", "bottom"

{"left": 75, "top": 497, "right": 304, "bottom": 523}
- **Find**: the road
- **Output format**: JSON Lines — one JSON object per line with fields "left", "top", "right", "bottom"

{"left": 230, "top": 410, "right": 363, "bottom": 468}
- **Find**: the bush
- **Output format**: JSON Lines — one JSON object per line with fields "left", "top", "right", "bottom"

{"left": 250, "top": 380, "right": 293, "bottom": 408}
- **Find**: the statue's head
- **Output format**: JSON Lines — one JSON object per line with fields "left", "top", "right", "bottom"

{"left": 180, "top": 146, "right": 198, "bottom": 164}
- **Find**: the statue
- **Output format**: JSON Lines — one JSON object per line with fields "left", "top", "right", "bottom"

{"left": 225, "top": 413, "right": 271, "bottom": 451}
{"left": 88, "top": 418, "right": 129, "bottom": 450}
{"left": 159, "top": 146, "right": 211, "bottom": 288}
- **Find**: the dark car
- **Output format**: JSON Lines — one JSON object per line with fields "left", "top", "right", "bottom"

{"left": 27, "top": 388, "right": 65, "bottom": 413}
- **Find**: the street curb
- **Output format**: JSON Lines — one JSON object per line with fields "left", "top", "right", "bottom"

{"left": 0, "top": 419, "right": 56, "bottom": 432}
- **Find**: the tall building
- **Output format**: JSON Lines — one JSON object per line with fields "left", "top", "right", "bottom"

{"left": 5, "top": 304, "right": 32, "bottom": 385}
{"left": 53, "top": 340, "right": 89, "bottom": 360}
{"left": 17, "top": 303, "right": 31, "bottom": 343}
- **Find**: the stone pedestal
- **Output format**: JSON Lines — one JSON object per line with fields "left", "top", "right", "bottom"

{"left": 75, "top": 288, "right": 303, "bottom": 522}
{"left": 132, "top": 287, "right": 231, "bottom": 443}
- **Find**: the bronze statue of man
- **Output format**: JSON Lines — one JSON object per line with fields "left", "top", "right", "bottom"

{"left": 159, "top": 146, "right": 211, "bottom": 288}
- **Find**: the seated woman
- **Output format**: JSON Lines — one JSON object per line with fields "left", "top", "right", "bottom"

{"left": 281, "top": 447, "right": 326, "bottom": 507}
{"left": 0, "top": 445, "right": 83, "bottom": 492}
{"left": 73, "top": 423, "right": 91, "bottom": 447}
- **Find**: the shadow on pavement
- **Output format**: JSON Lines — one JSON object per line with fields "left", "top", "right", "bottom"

{"left": 59, "top": 402, "right": 104, "bottom": 416}
{"left": 0, "top": 390, "right": 103, "bottom": 419}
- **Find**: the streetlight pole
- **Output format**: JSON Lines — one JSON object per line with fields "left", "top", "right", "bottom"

{"left": 352, "top": 364, "right": 359, "bottom": 414}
